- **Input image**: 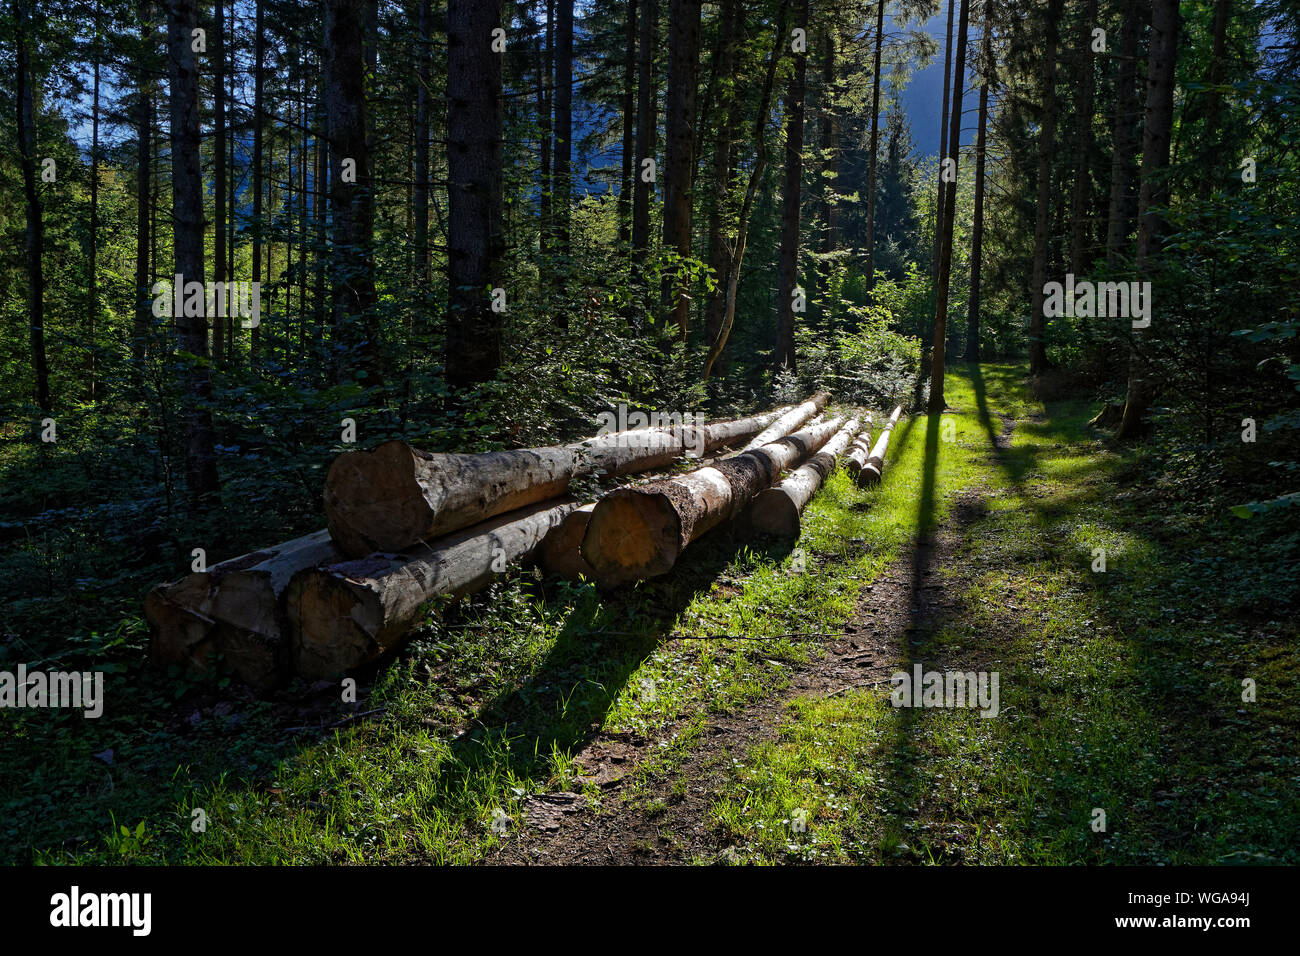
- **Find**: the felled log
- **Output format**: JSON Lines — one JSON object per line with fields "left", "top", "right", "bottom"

{"left": 322, "top": 404, "right": 802, "bottom": 558}
{"left": 146, "top": 530, "right": 341, "bottom": 692}
{"left": 843, "top": 422, "right": 874, "bottom": 479}
{"left": 581, "top": 416, "right": 844, "bottom": 586}
{"left": 750, "top": 417, "right": 862, "bottom": 538}
{"left": 287, "top": 498, "right": 579, "bottom": 679}
{"left": 538, "top": 503, "right": 597, "bottom": 581}
{"left": 857, "top": 404, "right": 904, "bottom": 485}
{"left": 741, "top": 390, "right": 831, "bottom": 451}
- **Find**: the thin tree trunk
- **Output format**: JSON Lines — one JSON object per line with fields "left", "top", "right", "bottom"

{"left": 1104, "top": 0, "right": 1140, "bottom": 264}
{"left": 619, "top": 0, "right": 636, "bottom": 247}
{"left": 213, "top": 0, "right": 227, "bottom": 366}
{"left": 819, "top": 28, "right": 838, "bottom": 274}
{"left": 662, "top": 0, "right": 702, "bottom": 339}
{"left": 928, "top": 0, "right": 970, "bottom": 413}
{"left": 631, "top": 0, "right": 656, "bottom": 259}
{"left": 14, "top": 0, "right": 49, "bottom": 413}
{"left": 965, "top": 0, "right": 991, "bottom": 364}
{"left": 87, "top": 4, "right": 101, "bottom": 399}
{"left": 252, "top": 0, "right": 264, "bottom": 366}
{"left": 134, "top": 0, "right": 153, "bottom": 361}
{"left": 930, "top": 0, "right": 956, "bottom": 291}
{"left": 1028, "top": 0, "right": 1063, "bottom": 376}
{"left": 167, "top": 0, "right": 220, "bottom": 504}
{"left": 863, "top": 0, "right": 886, "bottom": 290}
{"left": 703, "top": 0, "right": 741, "bottom": 367}
{"left": 774, "top": 0, "right": 809, "bottom": 372}
{"left": 553, "top": 0, "right": 574, "bottom": 263}
{"left": 1197, "top": 0, "right": 1230, "bottom": 199}
{"left": 540, "top": 0, "right": 553, "bottom": 254}
{"left": 1068, "top": 0, "right": 1100, "bottom": 276}
{"left": 445, "top": 0, "right": 505, "bottom": 389}
{"left": 1118, "top": 0, "right": 1180, "bottom": 440}
{"left": 413, "top": 0, "right": 431, "bottom": 285}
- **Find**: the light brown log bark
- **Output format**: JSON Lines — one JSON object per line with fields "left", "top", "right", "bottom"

{"left": 582, "top": 416, "right": 844, "bottom": 585}
{"left": 750, "top": 417, "right": 861, "bottom": 537}
{"left": 288, "top": 498, "right": 579, "bottom": 679}
{"left": 324, "top": 406, "right": 797, "bottom": 556}
{"left": 146, "top": 531, "right": 340, "bottom": 691}
{"left": 857, "top": 404, "right": 904, "bottom": 485}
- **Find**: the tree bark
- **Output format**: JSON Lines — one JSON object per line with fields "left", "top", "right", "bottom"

{"left": 581, "top": 416, "right": 845, "bottom": 585}
{"left": 930, "top": 0, "right": 956, "bottom": 294}
{"left": 1068, "top": 0, "right": 1100, "bottom": 276}
{"left": 1028, "top": 0, "right": 1063, "bottom": 377}
{"left": 929, "top": 0, "right": 970, "bottom": 413}
{"left": 750, "top": 417, "right": 861, "bottom": 537}
{"left": 552, "top": 0, "right": 574, "bottom": 261}
{"left": 741, "top": 389, "right": 829, "bottom": 450}
{"left": 703, "top": 0, "right": 742, "bottom": 368}
{"left": 323, "top": 405, "right": 800, "bottom": 557}
{"left": 662, "top": 0, "right": 702, "bottom": 338}
{"left": 445, "top": 0, "right": 505, "bottom": 389}
{"left": 133, "top": 0, "right": 153, "bottom": 362}
{"left": 168, "top": 0, "right": 220, "bottom": 505}
{"left": 1118, "top": 0, "right": 1180, "bottom": 440}
{"left": 774, "top": 0, "right": 809, "bottom": 372}
{"left": 289, "top": 499, "right": 581, "bottom": 679}
{"left": 855, "top": 404, "right": 903, "bottom": 485}
{"left": 631, "top": 0, "right": 657, "bottom": 258}
{"left": 413, "top": 0, "right": 432, "bottom": 285}
{"left": 1104, "top": 0, "right": 1140, "bottom": 264}
{"left": 863, "top": 0, "right": 887, "bottom": 290}
{"left": 14, "top": 0, "right": 49, "bottom": 414}
{"left": 252, "top": 0, "right": 264, "bottom": 365}
{"left": 965, "top": 0, "right": 991, "bottom": 363}
{"left": 87, "top": 5, "right": 101, "bottom": 398}
{"left": 146, "top": 531, "right": 341, "bottom": 691}
{"left": 213, "top": 0, "right": 227, "bottom": 365}
{"left": 619, "top": 0, "right": 637, "bottom": 247}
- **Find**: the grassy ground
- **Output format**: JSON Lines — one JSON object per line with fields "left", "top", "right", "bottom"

{"left": 6, "top": 363, "right": 1296, "bottom": 864}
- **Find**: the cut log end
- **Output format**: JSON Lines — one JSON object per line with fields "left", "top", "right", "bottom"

{"left": 581, "top": 489, "right": 683, "bottom": 584}
{"left": 540, "top": 504, "right": 597, "bottom": 581}
{"left": 324, "top": 440, "right": 433, "bottom": 557}
{"left": 749, "top": 488, "right": 801, "bottom": 538}
{"left": 287, "top": 571, "right": 381, "bottom": 681}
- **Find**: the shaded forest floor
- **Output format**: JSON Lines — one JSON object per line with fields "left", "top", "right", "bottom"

{"left": 4, "top": 364, "right": 1297, "bottom": 864}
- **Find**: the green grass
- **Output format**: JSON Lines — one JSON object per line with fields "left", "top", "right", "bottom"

{"left": 710, "top": 364, "right": 1300, "bottom": 864}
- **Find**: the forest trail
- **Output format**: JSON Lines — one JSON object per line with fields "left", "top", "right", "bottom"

{"left": 491, "top": 384, "right": 1018, "bottom": 864}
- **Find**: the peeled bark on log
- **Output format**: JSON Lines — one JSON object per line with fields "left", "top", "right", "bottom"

{"left": 323, "top": 405, "right": 796, "bottom": 558}
{"left": 146, "top": 530, "right": 341, "bottom": 691}
{"left": 582, "top": 416, "right": 844, "bottom": 585}
{"left": 750, "top": 417, "right": 861, "bottom": 537}
{"left": 539, "top": 502, "right": 596, "bottom": 581}
{"left": 857, "top": 405, "right": 904, "bottom": 485}
{"left": 741, "top": 390, "right": 830, "bottom": 450}
{"left": 843, "top": 421, "right": 875, "bottom": 479}
{"left": 288, "top": 497, "right": 579, "bottom": 679}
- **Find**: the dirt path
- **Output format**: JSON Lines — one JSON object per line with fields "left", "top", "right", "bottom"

{"left": 490, "top": 424, "right": 1011, "bottom": 864}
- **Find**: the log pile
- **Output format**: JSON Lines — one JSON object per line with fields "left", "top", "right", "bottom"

{"left": 146, "top": 397, "right": 834, "bottom": 686}
{"left": 750, "top": 417, "right": 862, "bottom": 538}
{"left": 580, "top": 416, "right": 845, "bottom": 585}
{"left": 856, "top": 404, "right": 904, "bottom": 485}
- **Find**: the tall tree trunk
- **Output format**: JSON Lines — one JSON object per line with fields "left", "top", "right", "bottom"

{"left": 819, "top": 27, "right": 838, "bottom": 274}
{"left": 619, "top": 0, "right": 637, "bottom": 247}
{"left": 1028, "top": 0, "right": 1063, "bottom": 376}
{"left": 631, "top": 0, "right": 656, "bottom": 259}
{"left": 863, "top": 0, "right": 886, "bottom": 290}
{"left": 1068, "top": 0, "right": 1100, "bottom": 276}
{"left": 445, "top": 0, "right": 505, "bottom": 389}
{"left": 213, "top": 0, "right": 227, "bottom": 366}
{"left": 167, "top": 0, "right": 220, "bottom": 504}
{"left": 662, "top": 0, "right": 702, "bottom": 339}
{"left": 774, "top": 0, "right": 809, "bottom": 372}
{"left": 325, "top": 0, "right": 381, "bottom": 386}
{"left": 1196, "top": 0, "right": 1230, "bottom": 199}
{"left": 134, "top": 0, "right": 153, "bottom": 361}
{"left": 413, "top": 0, "right": 431, "bottom": 285}
{"left": 553, "top": 0, "right": 574, "bottom": 262}
{"left": 14, "top": 0, "right": 49, "bottom": 414}
{"left": 87, "top": 3, "right": 101, "bottom": 400}
{"left": 702, "top": 0, "right": 789, "bottom": 380}
{"left": 1117, "top": 0, "right": 1180, "bottom": 440}
{"left": 1104, "top": 0, "right": 1140, "bottom": 264}
{"left": 930, "top": 0, "right": 956, "bottom": 292}
{"left": 252, "top": 0, "right": 264, "bottom": 365}
{"left": 703, "top": 0, "right": 741, "bottom": 369}
{"left": 540, "top": 0, "right": 553, "bottom": 255}
{"left": 928, "top": 0, "right": 970, "bottom": 413}
{"left": 965, "top": 0, "right": 991, "bottom": 364}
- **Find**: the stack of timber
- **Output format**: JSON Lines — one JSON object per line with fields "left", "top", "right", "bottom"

{"left": 322, "top": 404, "right": 800, "bottom": 557}
{"left": 856, "top": 405, "right": 904, "bottom": 485}
{"left": 749, "top": 417, "right": 863, "bottom": 538}
{"left": 581, "top": 415, "right": 845, "bottom": 586}
{"left": 843, "top": 419, "right": 874, "bottom": 478}
{"left": 145, "top": 530, "right": 341, "bottom": 691}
